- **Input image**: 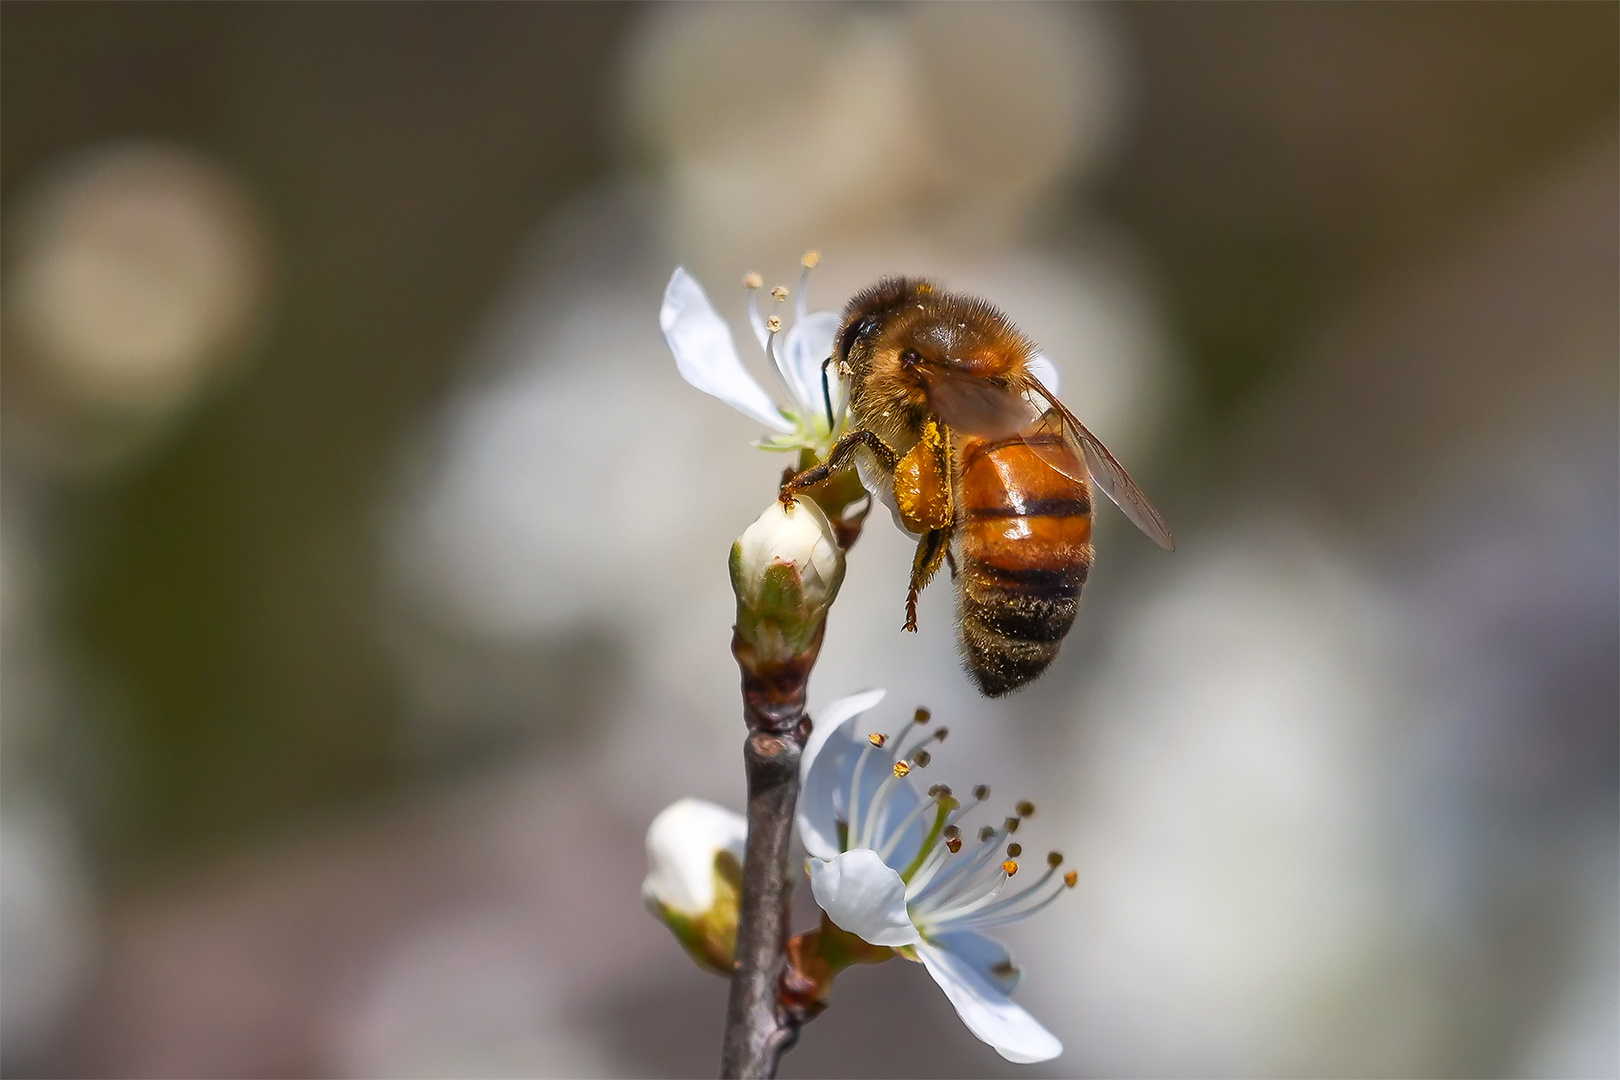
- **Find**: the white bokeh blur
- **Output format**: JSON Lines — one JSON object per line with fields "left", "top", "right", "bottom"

{"left": 2, "top": 142, "right": 269, "bottom": 474}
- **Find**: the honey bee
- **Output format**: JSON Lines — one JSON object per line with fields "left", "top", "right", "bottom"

{"left": 781, "top": 277, "right": 1173, "bottom": 696}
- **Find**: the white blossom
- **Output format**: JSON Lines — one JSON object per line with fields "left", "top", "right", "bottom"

{"left": 642, "top": 798, "right": 747, "bottom": 975}
{"left": 798, "top": 690, "right": 1068, "bottom": 1064}
{"left": 660, "top": 254, "right": 845, "bottom": 458}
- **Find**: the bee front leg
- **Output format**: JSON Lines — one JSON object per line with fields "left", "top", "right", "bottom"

{"left": 779, "top": 430, "right": 900, "bottom": 505}
{"left": 904, "top": 528, "right": 950, "bottom": 632}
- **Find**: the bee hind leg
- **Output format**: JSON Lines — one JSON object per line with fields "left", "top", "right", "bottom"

{"left": 904, "top": 528, "right": 950, "bottom": 632}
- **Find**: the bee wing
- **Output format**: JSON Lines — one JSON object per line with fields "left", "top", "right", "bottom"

{"left": 914, "top": 365, "right": 1041, "bottom": 440}
{"left": 1024, "top": 373, "right": 1176, "bottom": 552}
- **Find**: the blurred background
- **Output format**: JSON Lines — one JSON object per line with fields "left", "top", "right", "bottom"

{"left": 2, "top": 4, "right": 1615, "bottom": 1077}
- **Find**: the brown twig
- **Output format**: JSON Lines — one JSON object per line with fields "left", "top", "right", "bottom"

{"left": 719, "top": 630, "right": 818, "bottom": 1079}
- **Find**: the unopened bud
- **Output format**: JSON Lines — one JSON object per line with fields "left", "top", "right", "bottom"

{"left": 730, "top": 497, "right": 845, "bottom": 663}
{"left": 642, "top": 798, "right": 747, "bottom": 976}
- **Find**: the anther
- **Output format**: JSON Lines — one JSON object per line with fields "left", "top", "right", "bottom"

{"left": 913, "top": 750, "right": 931, "bottom": 768}
{"left": 943, "top": 825, "right": 961, "bottom": 840}
{"left": 935, "top": 786, "right": 953, "bottom": 800}
{"left": 744, "top": 272, "right": 763, "bottom": 290}
{"left": 1005, "top": 817, "right": 1021, "bottom": 833}
{"left": 770, "top": 285, "right": 789, "bottom": 302}
{"left": 766, "top": 315, "right": 782, "bottom": 333}
{"left": 928, "top": 784, "right": 944, "bottom": 798}
{"left": 868, "top": 733, "right": 887, "bottom": 747}
{"left": 1016, "top": 800, "right": 1036, "bottom": 817}
{"left": 946, "top": 836, "right": 963, "bottom": 853}
{"left": 914, "top": 707, "right": 931, "bottom": 724}
{"left": 801, "top": 250, "right": 820, "bottom": 269}
{"left": 978, "top": 825, "right": 995, "bottom": 842}
{"left": 990, "top": 960, "right": 1018, "bottom": 978}
{"left": 1002, "top": 860, "right": 1019, "bottom": 877}
{"left": 1047, "top": 851, "right": 1063, "bottom": 868}
{"left": 1064, "top": 870, "right": 1078, "bottom": 888}
{"left": 973, "top": 784, "right": 990, "bottom": 801}
{"left": 934, "top": 727, "right": 949, "bottom": 741}
{"left": 893, "top": 761, "right": 911, "bottom": 778}
{"left": 1006, "top": 842, "right": 1023, "bottom": 858}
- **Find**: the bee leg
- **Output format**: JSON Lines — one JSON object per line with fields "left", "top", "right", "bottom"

{"left": 944, "top": 546, "right": 958, "bottom": 580}
{"left": 780, "top": 430, "right": 900, "bottom": 505}
{"left": 903, "top": 528, "right": 950, "bottom": 632}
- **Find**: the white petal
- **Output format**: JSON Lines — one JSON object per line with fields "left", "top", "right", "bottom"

{"left": 808, "top": 850, "right": 921, "bottom": 947}
{"left": 798, "top": 688, "right": 928, "bottom": 867}
{"left": 641, "top": 798, "right": 747, "bottom": 917}
{"left": 924, "top": 930, "right": 1020, "bottom": 993}
{"left": 781, "top": 310, "right": 841, "bottom": 416}
{"left": 1025, "top": 352, "right": 1060, "bottom": 395}
{"left": 660, "top": 268, "right": 791, "bottom": 433}
{"left": 802, "top": 688, "right": 887, "bottom": 778}
{"left": 917, "top": 939, "right": 1062, "bottom": 1063}
{"left": 798, "top": 689, "right": 886, "bottom": 861}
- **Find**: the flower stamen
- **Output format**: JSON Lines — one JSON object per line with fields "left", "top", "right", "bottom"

{"left": 934, "top": 856, "right": 1076, "bottom": 932}
{"left": 744, "top": 274, "right": 769, "bottom": 347}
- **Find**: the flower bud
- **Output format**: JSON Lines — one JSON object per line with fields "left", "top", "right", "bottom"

{"left": 642, "top": 798, "right": 747, "bottom": 976}
{"left": 730, "top": 497, "right": 845, "bottom": 662}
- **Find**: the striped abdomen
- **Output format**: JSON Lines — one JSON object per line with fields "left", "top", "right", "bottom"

{"left": 955, "top": 427, "right": 1093, "bottom": 696}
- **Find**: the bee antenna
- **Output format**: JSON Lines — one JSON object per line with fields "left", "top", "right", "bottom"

{"left": 820, "top": 355, "right": 836, "bottom": 431}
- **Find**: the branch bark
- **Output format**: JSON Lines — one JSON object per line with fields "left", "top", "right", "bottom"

{"left": 720, "top": 628, "right": 818, "bottom": 1079}
{"left": 720, "top": 731, "right": 803, "bottom": 1078}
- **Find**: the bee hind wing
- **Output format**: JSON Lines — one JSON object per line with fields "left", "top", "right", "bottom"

{"left": 1024, "top": 374, "right": 1176, "bottom": 552}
